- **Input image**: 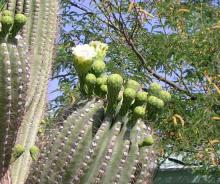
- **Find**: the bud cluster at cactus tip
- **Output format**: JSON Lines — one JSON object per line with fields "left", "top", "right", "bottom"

{"left": 2, "top": 10, "right": 13, "bottom": 16}
{"left": 89, "top": 41, "right": 108, "bottom": 76}
{"left": 124, "top": 87, "right": 136, "bottom": 100}
{"left": 0, "top": 10, "right": 28, "bottom": 37}
{"left": 1, "top": 15, "right": 13, "bottom": 26}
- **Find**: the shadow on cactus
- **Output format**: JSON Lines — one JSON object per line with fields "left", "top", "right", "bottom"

{"left": 27, "top": 41, "right": 171, "bottom": 184}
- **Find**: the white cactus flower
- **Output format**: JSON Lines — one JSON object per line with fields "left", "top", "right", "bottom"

{"left": 72, "top": 44, "right": 97, "bottom": 75}
{"left": 72, "top": 44, "right": 97, "bottom": 62}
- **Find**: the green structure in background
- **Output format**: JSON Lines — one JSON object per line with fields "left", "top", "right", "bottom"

{"left": 155, "top": 156, "right": 220, "bottom": 184}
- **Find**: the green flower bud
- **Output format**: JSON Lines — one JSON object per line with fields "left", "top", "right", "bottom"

{"left": 30, "top": 146, "right": 40, "bottom": 161}
{"left": 107, "top": 74, "right": 123, "bottom": 93}
{"left": 85, "top": 73, "right": 96, "bottom": 86}
{"left": 136, "top": 91, "right": 148, "bottom": 103}
{"left": 124, "top": 88, "right": 136, "bottom": 101}
{"left": 133, "top": 106, "right": 145, "bottom": 118}
{"left": 91, "top": 60, "right": 105, "bottom": 76}
{"left": 149, "top": 82, "right": 162, "bottom": 95}
{"left": 126, "top": 79, "right": 140, "bottom": 91}
{"left": 96, "top": 76, "right": 107, "bottom": 86}
{"left": 148, "top": 96, "right": 164, "bottom": 108}
{"left": 1, "top": 15, "right": 13, "bottom": 26}
{"left": 119, "top": 88, "right": 136, "bottom": 116}
{"left": 2, "top": 10, "right": 13, "bottom": 17}
{"left": 100, "top": 84, "right": 107, "bottom": 93}
{"left": 106, "top": 74, "right": 123, "bottom": 114}
{"left": 13, "top": 144, "right": 25, "bottom": 159}
{"left": 139, "top": 136, "right": 154, "bottom": 147}
{"left": 158, "top": 90, "right": 171, "bottom": 102}
{"left": 15, "top": 14, "right": 27, "bottom": 25}
{"left": 89, "top": 41, "right": 108, "bottom": 60}
{"left": 85, "top": 73, "right": 96, "bottom": 96}
{"left": 72, "top": 44, "right": 97, "bottom": 76}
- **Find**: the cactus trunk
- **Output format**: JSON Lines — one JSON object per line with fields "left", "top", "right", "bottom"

{"left": 0, "top": 0, "right": 59, "bottom": 183}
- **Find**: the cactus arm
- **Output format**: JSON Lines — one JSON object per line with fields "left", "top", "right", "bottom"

{"left": 26, "top": 100, "right": 104, "bottom": 184}
{"left": 69, "top": 116, "right": 112, "bottom": 183}
{"left": 101, "top": 124, "right": 130, "bottom": 184}
{"left": 24, "top": 37, "right": 169, "bottom": 184}
{"left": 38, "top": 100, "right": 103, "bottom": 183}
{"left": 80, "top": 120, "right": 122, "bottom": 184}
{"left": 114, "top": 123, "right": 140, "bottom": 184}
{"left": 56, "top": 112, "right": 103, "bottom": 184}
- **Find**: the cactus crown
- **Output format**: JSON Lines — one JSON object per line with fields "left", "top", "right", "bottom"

{"left": 26, "top": 41, "right": 171, "bottom": 184}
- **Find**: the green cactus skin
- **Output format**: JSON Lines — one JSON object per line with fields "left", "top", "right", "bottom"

{"left": 0, "top": 0, "right": 59, "bottom": 183}
{"left": 26, "top": 98, "right": 158, "bottom": 184}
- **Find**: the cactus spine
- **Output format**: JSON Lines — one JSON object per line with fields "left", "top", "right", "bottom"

{"left": 0, "top": 0, "right": 59, "bottom": 183}
{"left": 26, "top": 42, "right": 171, "bottom": 184}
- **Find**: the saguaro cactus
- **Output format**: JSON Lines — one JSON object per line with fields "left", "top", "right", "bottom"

{"left": 26, "top": 42, "right": 171, "bottom": 184}
{"left": 0, "top": 0, "right": 59, "bottom": 183}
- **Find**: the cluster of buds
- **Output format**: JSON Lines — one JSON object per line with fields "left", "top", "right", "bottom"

{"left": 71, "top": 41, "right": 172, "bottom": 147}
{"left": 0, "top": 10, "right": 27, "bottom": 38}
